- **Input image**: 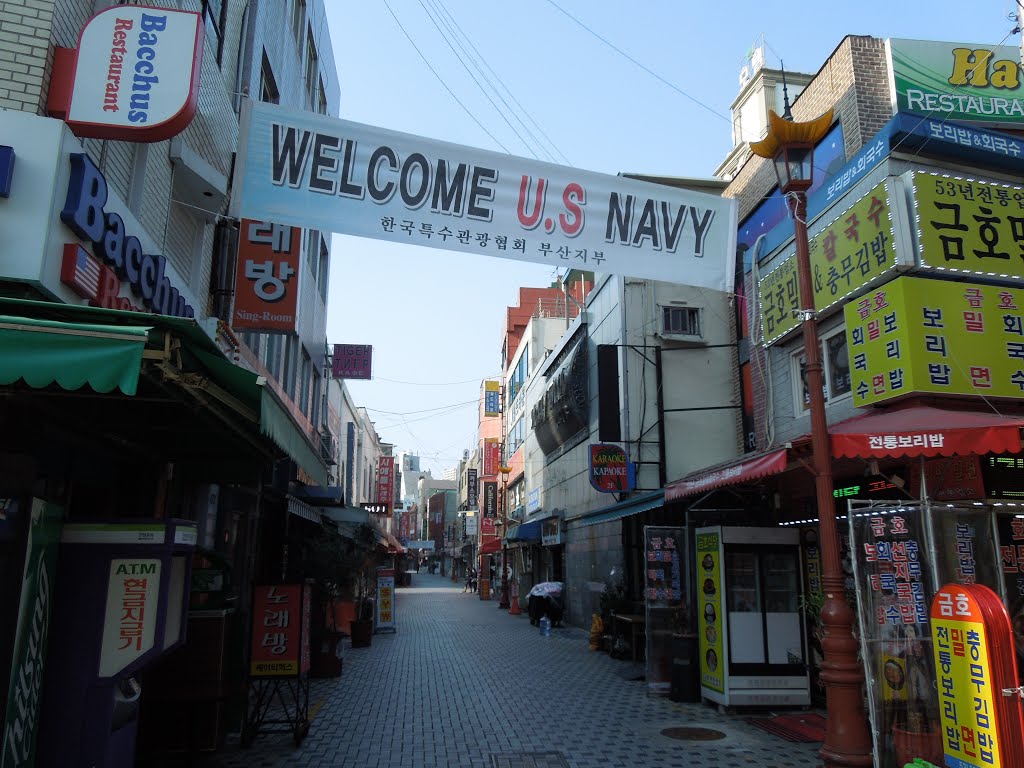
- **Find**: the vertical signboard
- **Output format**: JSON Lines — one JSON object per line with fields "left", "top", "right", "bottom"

{"left": 930, "top": 584, "right": 1024, "bottom": 767}
{"left": 3, "top": 500, "right": 63, "bottom": 768}
{"left": 98, "top": 558, "right": 161, "bottom": 677}
{"left": 466, "top": 468, "right": 478, "bottom": 510}
{"left": 375, "top": 456, "right": 394, "bottom": 512}
{"left": 375, "top": 567, "right": 396, "bottom": 633}
{"left": 644, "top": 526, "right": 685, "bottom": 696}
{"left": 331, "top": 344, "right": 372, "bottom": 379}
{"left": 484, "top": 380, "right": 501, "bottom": 417}
{"left": 483, "top": 438, "right": 500, "bottom": 477}
{"left": 231, "top": 219, "right": 301, "bottom": 333}
{"left": 250, "top": 584, "right": 308, "bottom": 677}
{"left": 696, "top": 529, "right": 724, "bottom": 694}
{"left": 483, "top": 482, "right": 497, "bottom": 518}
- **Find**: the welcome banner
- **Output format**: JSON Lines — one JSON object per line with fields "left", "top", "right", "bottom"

{"left": 231, "top": 100, "right": 737, "bottom": 291}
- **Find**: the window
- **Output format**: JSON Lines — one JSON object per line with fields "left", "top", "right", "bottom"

{"left": 506, "top": 417, "right": 525, "bottom": 457}
{"left": 291, "top": 0, "right": 306, "bottom": 48}
{"left": 662, "top": 305, "right": 702, "bottom": 337}
{"left": 317, "top": 77, "right": 328, "bottom": 115}
{"left": 264, "top": 333, "right": 282, "bottom": 380}
{"left": 259, "top": 53, "right": 279, "bottom": 104}
{"left": 318, "top": 237, "right": 329, "bottom": 302}
{"left": 202, "top": 0, "right": 225, "bottom": 65}
{"left": 792, "top": 327, "right": 851, "bottom": 412}
{"left": 300, "top": 349, "right": 312, "bottom": 416}
{"left": 306, "top": 230, "right": 319, "bottom": 275}
{"left": 283, "top": 336, "right": 297, "bottom": 399}
{"left": 311, "top": 370, "right": 322, "bottom": 428}
{"left": 508, "top": 344, "right": 529, "bottom": 402}
{"left": 304, "top": 27, "right": 319, "bottom": 107}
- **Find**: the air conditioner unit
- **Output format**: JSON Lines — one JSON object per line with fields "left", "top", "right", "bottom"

{"left": 319, "top": 429, "right": 338, "bottom": 466}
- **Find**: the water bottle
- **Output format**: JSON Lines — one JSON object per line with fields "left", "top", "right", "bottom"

{"left": 540, "top": 616, "right": 551, "bottom": 636}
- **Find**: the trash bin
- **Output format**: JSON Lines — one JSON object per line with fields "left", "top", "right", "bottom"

{"left": 669, "top": 635, "right": 700, "bottom": 702}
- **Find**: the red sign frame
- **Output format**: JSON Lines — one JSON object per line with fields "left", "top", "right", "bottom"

{"left": 232, "top": 220, "right": 302, "bottom": 333}
{"left": 250, "top": 583, "right": 311, "bottom": 678}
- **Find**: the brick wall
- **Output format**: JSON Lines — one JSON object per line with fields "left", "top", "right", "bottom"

{"left": 727, "top": 35, "right": 895, "bottom": 451}
{"left": 0, "top": 0, "right": 54, "bottom": 114}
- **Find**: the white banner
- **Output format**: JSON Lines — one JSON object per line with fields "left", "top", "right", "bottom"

{"left": 231, "top": 100, "right": 737, "bottom": 290}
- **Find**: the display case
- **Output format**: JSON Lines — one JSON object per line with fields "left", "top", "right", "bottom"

{"left": 696, "top": 526, "right": 810, "bottom": 708}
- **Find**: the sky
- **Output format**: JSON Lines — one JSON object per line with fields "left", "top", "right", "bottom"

{"left": 322, "top": 0, "right": 1019, "bottom": 477}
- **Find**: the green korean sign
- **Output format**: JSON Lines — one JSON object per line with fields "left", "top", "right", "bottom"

{"left": 889, "top": 38, "right": 1024, "bottom": 128}
{"left": 2, "top": 500, "right": 63, "bottom": 768}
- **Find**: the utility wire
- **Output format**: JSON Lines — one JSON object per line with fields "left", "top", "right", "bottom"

{"left": 425, "top": 0, "right": 572, "bottom": 166}
{"left": 381, "top": 0, "right": 512, "bottom": 153}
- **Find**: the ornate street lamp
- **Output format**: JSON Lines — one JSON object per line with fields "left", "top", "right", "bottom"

{"left": 750, "top": 107, "right": 873, "bottom": 768}
{"left": 498, "top": 465, "right": 511, "bottom": 609}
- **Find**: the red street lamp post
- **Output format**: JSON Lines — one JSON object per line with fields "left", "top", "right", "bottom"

{"left": 751, "top": 107, "right": 873, "bottom": 768}
{"left": 498, "top": 465, "right": 511, "bottom": 609}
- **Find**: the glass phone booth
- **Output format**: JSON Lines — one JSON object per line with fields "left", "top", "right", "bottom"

{"left": 696, "top": 526, "right": 810, "bottom": 707}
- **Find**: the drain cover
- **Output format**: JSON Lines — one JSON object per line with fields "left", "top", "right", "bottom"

{"left": 490, "top": 752, "right": 570, "bottom": 768}
{"left": 660, "top": 726, "right": 727, "bottom": 741}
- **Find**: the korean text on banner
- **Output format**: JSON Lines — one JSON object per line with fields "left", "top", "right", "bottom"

{"left": 231, "top": 100, "right": 737, "bottom": 291}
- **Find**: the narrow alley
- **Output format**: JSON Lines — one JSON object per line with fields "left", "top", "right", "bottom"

{"left": 204, "top": 572, "right": 824, "bottom": 768}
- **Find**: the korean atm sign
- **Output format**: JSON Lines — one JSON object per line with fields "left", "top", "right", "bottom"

{"left": 232, "top": 219, "right": 300, "bottom": 333}
{"left": 98, "top": 558, "right": 161, "bottom": 678}
{"left": 250, "top": 584, "right": 311, "bottom": 677}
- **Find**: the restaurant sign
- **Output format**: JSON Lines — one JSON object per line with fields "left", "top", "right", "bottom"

{"left": 844, "top": 276, "right": 1024, "bottom": 406}
{"left": 758, "top": 179, "right": 900, "bottom": 345}
{"left": 930, "top": 583, "right": 1024, "bottom": 767}
{"left": 912, "top": 172, "right": 1024, "bottom": 280}
{"left": 889, "top": 39, "right": 1024, "bottom": 128}
{"left": 48, "top": 6, "right": 204, "bottom": 142}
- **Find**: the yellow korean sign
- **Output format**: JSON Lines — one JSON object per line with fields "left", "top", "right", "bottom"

{"left": 914, "top": 172, "right": 1024, "bottom": 280}
{"left": 931, "top": 586, "right": 1003, "bottom": 767}
{"left": 758, "top": 180, "right": 899, "bottom": 344}
{"left": 844, "top": 276, "right": 1024, "bottom": 406}
{"left": 696, "top": 529, "right": 724, "bottom": 694}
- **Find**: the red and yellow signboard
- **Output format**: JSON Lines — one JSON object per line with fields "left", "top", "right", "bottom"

{"left": 930, "top": 583, "right": 1024, "bottom": 768}
{"left": 232, "top": 219, "right": 301, "bottom": 333}
{"left": 250, "top": 584, "right": 310, "bottom": 677}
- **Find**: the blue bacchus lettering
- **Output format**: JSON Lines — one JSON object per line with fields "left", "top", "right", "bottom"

{"left": 60, "top": 153, "right": 195, "bottom": 318}
{"left": 127, "top": 13, "right": 170, "bottom": 124}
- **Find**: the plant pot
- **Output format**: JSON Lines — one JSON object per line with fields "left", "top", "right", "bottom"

{"left": 310, "top": 629, "right": 344, "bottom": 678}
{"left": 892, "top": 724, "right": 943, "bottom": 767}
{"left": 350, "top": 618, "right": 373, "bottom": 648}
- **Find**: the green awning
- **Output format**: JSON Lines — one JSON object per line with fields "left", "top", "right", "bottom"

{"left": 576, "top": 490, "right": 665, "bottom": 528}
{"left": 0, "top": 297, "right": 329, "bottom": 486}
{"left": 0, "top": 315, "right": 148, "bottom": 395}
{"left": 260, "top": 389, "right": 329, "bottom": 487}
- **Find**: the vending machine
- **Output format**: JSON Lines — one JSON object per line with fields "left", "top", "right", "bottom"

{"left": 696, "top": 526, "right": 810, "bottom": 707}
{"left": 33, "top": 519, "right": 197, "bottom": 767}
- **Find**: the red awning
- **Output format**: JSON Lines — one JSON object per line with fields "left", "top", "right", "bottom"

{"left": 830, "top": 405, "right": 1024, "bottom": 459}
{"left": 384, "top": 531, "right": 406, "bottom": 554}
{"left": 664, "top": 447, "right": 789, "bottom": 502}
{"left": 479, "top": 538, "right": 502, "bottom": 554}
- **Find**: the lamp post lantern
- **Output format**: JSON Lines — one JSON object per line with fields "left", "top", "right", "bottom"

{"left": 750, "top": 108, "right": 873, "bottom": 768}
{"left": 498, "top": 465, "right": 511, "bottom": 609}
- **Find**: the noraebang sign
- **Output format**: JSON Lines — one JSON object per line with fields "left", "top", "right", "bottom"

{"left": 231, "top": 100, "right": 737, "bottom": 291}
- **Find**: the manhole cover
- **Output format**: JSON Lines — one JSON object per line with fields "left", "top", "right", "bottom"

{"left": 490, "top": 752, "right": 570, "bottom": 768}
{"left": 660, "top": 726, "right": 727, "bottom": 741}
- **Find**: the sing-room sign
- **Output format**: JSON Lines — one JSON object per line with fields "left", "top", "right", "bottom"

{"left": 231, "top": 100, "right": 738, "bottom": 290}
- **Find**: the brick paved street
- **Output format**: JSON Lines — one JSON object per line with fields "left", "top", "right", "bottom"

{"left": 203, "top": 572, "right": 824, "bottom": 768}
